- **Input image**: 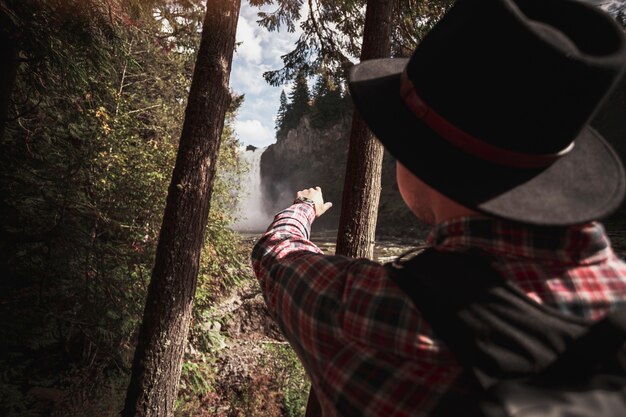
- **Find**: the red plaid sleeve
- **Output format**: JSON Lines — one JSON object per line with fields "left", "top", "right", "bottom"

{"left": 251, "top": 211, "right": 626, "bottom": 416}
{"left": 251, "top": 203, "right": 458, "bottom": 417}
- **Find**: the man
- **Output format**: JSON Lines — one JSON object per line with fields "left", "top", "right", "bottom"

{"left": 252, "top": 0, "right": 626, "bottom": 415}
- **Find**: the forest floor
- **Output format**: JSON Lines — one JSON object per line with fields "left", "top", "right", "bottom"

{"left": 207, "top": 276, "right": 301, "bottom": 417}
{"left": 176, "top": 236, "right": 311, "bottom": 417}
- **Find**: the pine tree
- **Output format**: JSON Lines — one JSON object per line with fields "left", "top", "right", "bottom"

{"left": 336, "top": 0, "right": 392, "bottom": 256}
{"left": 282, "top": 72, "right": 310, "bottom": 131}
{"left": 311, "top": 74, "right": 345, "bottom": 128}
{"left": 255, "top": 0, "right": 454, "bottom": 86}
{"left": 289, "top": 72, "right": 310, "bottom": 123}
{"left": 275, "top": 89, "right": 289, "bottom": 132}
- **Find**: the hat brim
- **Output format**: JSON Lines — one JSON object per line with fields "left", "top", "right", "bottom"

{"left": 348, "top": 58, "right": 625, "bottom": 225}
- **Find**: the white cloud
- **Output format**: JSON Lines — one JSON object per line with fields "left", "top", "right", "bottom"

{"left": 231, "top": 63, "right": 267, "bottom": 95}
{"left": 230, "top": 2, "right": 306, "bottom": 148}
{"left": 234, "top": 119, "right": 275, "bottom": 148}
{"left": 235, "top": 13, "right": 262, "bottom": 64}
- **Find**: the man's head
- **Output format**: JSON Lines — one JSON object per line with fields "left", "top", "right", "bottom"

{"left": 396, "top": 161, "right": 478, "bottom": 225}
{"left": 349, "top": 0, "right": 626, "bottom": 226}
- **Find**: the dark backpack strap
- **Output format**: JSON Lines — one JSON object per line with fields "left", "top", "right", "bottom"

{"left": 387, "top": 248, "right": 626, "bottom": 387}
{"left": 542, "top": 307, "right": 626, "bottom": 380}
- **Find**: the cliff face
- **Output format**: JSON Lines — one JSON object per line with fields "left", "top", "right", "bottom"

{"left": 260, "top": 116, "right": 423, "bottom": 235}
{"left": 260, "top": 116, "right": 350, "bottom": 230}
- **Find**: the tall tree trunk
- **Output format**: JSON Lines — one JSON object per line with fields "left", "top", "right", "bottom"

{"left": 0, "top": 28, "right": 18, "bottom": 141}
{"left": 305, "top": 1, "right": 393, "bottom": 416}
{"left": 335, "top": 0, "right": 393, "bottom": 258}
{"left": 121, "top": 1, "right": 241, "bottom": 416}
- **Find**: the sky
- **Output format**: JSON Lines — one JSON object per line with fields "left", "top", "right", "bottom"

{"left": 229, "top": 3, "right": 304, "bottom": 149}
{"left": 229, "top": 1, "right": 624, "bottom": 149}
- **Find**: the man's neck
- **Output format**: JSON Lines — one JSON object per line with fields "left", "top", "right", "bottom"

{"left": 432, "top": 193, "right": 480, "bottom": 225}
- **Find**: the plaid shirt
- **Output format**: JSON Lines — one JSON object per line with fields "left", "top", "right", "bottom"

{"left": 251, "top": 202, "right": 626, "bottom": 417}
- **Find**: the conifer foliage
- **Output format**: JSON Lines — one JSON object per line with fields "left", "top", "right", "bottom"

{"left": 275, "top": 72, "right": 311, "bottom": 136}
{"left": 276, "top": 89, "right": 289, "bottom": 131}
{"left": 288, "top": 73, "right": 312, "bottom": 125}
{"left": 311, "top": 74, "right": 347, "bottom": 128}
{"left": 0, "top": 1, "right": 246, "bottom": 416}
{"left": 251, "top": 0, "right": 454, "bottom": 86}
{"left": 275, "top": 72, "right": 350, "bottom": 137}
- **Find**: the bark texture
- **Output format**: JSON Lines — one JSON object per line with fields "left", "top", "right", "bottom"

{"left": 121, "top": 1, "right": 241, "bottom": 416}
{"left": 0, "top": 25, "right": 18, "bottom": 141}
{"left": 335, "top": 0, "right": 393, "bottom": 258}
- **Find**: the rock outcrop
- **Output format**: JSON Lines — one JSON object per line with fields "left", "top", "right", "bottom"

{"left": 260, "top": 116, "right": 424, "bottom": 236}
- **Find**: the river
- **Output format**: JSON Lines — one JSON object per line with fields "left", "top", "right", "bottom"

{"left": 240, "top": 230, "right": 427, "bottom": 264}
{"left": 240, "top": 228, "right": 626, "bottom": 263}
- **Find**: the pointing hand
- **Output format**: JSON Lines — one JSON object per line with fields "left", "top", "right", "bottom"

{"left": 295, "top": 186, "right": 333, "bottom": 217}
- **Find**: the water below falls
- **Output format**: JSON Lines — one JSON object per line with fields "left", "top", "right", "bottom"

{"left": 239, "top": 229, "right": 425, "bottom": 264}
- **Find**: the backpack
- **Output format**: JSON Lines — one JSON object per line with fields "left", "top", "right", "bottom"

{"left": 387, "top": 248, "right": 626, "bottom": 417}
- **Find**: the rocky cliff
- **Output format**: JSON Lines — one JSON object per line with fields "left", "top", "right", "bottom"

{"left": 260, "top": 116, "right": 424, "bottom": 236}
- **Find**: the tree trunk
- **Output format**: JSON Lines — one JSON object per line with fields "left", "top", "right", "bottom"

{"left": 0, "top": 29, "right": 18, "bottom": 141}
{"left": 121, "top": 1, "right": 241, "bottom": 416}
{"left": 335, "top": 0, "right": 393, "bottom": 258}
{"left": 305, "top": 1, "right": 393, "bottom": 416}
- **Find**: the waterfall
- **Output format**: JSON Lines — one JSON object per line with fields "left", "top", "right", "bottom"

{"left": 232, "top": 146, "right": 272, "bottom": 232}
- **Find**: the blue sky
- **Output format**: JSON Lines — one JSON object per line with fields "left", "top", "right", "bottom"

{"left": 230, "top": 3, "right": 304, "bottom": 148}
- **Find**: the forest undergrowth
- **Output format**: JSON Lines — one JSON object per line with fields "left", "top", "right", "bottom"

{"left": 0, "top": 1, "right": 311, "bottom": 415}
{"left": 176, "top": 236, "right": 310, "bottom": 417}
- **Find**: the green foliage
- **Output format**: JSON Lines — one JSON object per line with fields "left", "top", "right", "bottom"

{"left": 254, "top": 0, "right": 365, "bottom": 86}
{"left": 221, "top": 342, "right": 309, "bottom": 417}
{"left": 176, "top": 315, "right": 226, "bottom": 413}
{"left": 283, "top": 72, "right": 311, "bottom": 131}
{"left": 250, "top": 0, "right": 306, "bottom": 33}
{"left": 391, "top": 0, "right": 454, "bottom": 57}
{"left": 180, "top": 361, "right": 214, "bottom": 398}
{"left": 274, "top": 72, "right": 351, "bottom": 137}
{"left": 276, "top": 90, "right": 289, "bottom": 130}
{"left": 252, "top": 0, "right": 453, "bottom": 86}
{"left": 228, "top": 372, "right": 284, "bottom": 417}
{"left": 209, "top": 337, "right": 309, "bottom": 416}
{"left": 218, "top": 339, "right": 311, "bottom": 417}
{"left": 261, "top": 343, "right": 310, "bottom": 417}
{"left": 0, "top": 1, "right": 246, "bottom": 416}
{"left": 311, "top": 74, "right": 350, "bottom": 129}
{"left": 263, "top": 0, "right": 452, "bottom": 136}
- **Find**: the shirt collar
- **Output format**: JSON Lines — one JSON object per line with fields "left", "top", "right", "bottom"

{"left": 427, "top": 216, "right": 613, "bottom": 265}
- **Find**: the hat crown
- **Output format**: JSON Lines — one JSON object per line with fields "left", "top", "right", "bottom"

{"left": 406, "top": 0, "right": 626, "bottom": 155}
{"left": 346, "top": 0, "right": 626, "bottom": 225}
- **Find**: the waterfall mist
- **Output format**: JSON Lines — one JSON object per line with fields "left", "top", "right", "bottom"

{"left": 232, "top": 147, "right": 273, "bottom": 232}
